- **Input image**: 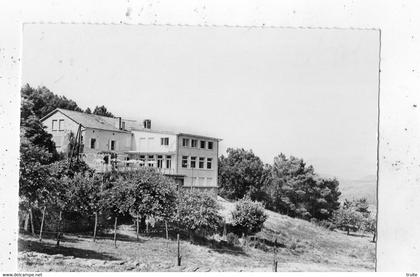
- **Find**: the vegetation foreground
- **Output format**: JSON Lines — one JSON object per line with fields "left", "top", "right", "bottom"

{"left": 19, "top": 197, "right": 375, "bottom": 272}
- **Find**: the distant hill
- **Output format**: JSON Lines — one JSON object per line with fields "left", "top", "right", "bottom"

{"left": 337, "top": 175, "right": 377, "bottom": 206}
{"left": 318, "top": 174, "right": 377, "bottom": 205}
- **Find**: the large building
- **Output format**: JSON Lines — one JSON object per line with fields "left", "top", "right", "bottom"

{"left": 41, "top": 108, "right": 221, "bottom": 193}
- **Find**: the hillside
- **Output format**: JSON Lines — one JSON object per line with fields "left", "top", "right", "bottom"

{"left": 218, "top": 197, "right": 375, "bottom": 271}
{"left": 18, "top": 197, "right": 375, "bottom": 272}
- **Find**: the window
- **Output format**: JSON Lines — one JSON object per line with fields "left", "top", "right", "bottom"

{"left": 52, "top": 120, "right": 58, "bottom": 131}
{"left": 121, "top": 121, "right": 126, "bottom": 130}
{"left": 207, "top": 158, "right": 212, "bottom": 169}
{"left": 161, "top": 137, "right": 169, "bottom": 145}
{"left": 182, "top": 156, "right": 188, "bottom": 168}
{"left": 90, "top": 138, "right": 96, "bottom": 149}
{"left": 139, "top": 155, "right": 145, "bottom": 167}
{"left": 182, "top": 138, "right": 190, "bottom": 147}
{"left": 199, "top": 157, "right": 205, "bottom": 169}
{"left": 110, "top": 140, "right": 116, "bottom": 151}
{"left": 157, "top": 155, "right": 163, "bottom": 168}
{"left": 190, "top": 156, "right": 196, "bottom": 168}
{"left": 58, "top": 119, "right": 64, "bottom": 131}
{"left": 191, "top": 139, "right": 198, "bottom": 148}
{"left": 166, "top": 155, "right": 172, "bottom": 169}
{"left": 208, "top": 141, "right": 213, "bottom": 150}
{"left": 148, "top": 155, "right": 155, "bottom": 167}
{"left": 200, "top": 140, "right": 206, "bottom": 149}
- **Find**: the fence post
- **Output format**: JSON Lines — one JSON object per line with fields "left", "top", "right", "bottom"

{"left": 273, "top": 238, "right": 278, "bottom": 272}
{"left": 177, "top": 233, "right": 181, "bottom": 266}
{"left": 165, "top": 221, "right": 169, "bottom": 240}
{"left": 93, "top": 212, "right": 98, "bottom": 242}
{"left": 56, "top": 210, "right": 62, "bottom": 247}
{"left": 114, "top": 216, "right": 118, "bottom": 248}
{"left": 29, "top": 207, "right": 35, "bottom": 236}
{"left": 223, "top": 222, "right": 227, "bottom": 239}
{"left": 39, "top": 206, "right": 46, "bottom": 242}
{"left": 136, "top": 216, "right": 139, "bottom": 241}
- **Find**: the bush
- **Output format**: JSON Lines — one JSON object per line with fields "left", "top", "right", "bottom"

{"left": 174, "top": 189, "right": 223, "bottom": 238}
{"left": 226, "top": 232, "right": 240, "bottom": 246}
{"left": 231, "top": 198, "right": 268, "bottom": 236}
{"left": 103, "top": 168, "right": 178, "bottom": 220}
{"left": 333, "top": 206, "right": 365, "bottom": 235}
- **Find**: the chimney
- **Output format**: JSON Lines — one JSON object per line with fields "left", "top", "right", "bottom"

{"left": 115, "top": 117, "right": 122, "bottom": 130}
{"left": 143, "top": 119, "right": 151, "bottom": 129}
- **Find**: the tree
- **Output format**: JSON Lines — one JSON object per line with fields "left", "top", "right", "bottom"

{"left": 21, "top": 84, "right": 82, "bottom": 119}
{"left": 19, "top": 140, "right": 53, "bottom": 233}
{"left": 104, "top": 168, "right": 177, "bottom": 223}
{"left": 93, "top": 105, "right": 114, "bottom": 118}
{"left": 48, "top": 158, "right": 92, "bottom": 180}
{"left": 85, "top": 107, "right": 92, "bottom": 114}
{"left": 344, "top": 198, "right": 371, "bottom": 218}
{"left": 63, "top": 173, "right": 103, "bottom": 216}
{"left": 264, "top": 154, "right": 341, "bottom": 221}
{"left": 174, "top": 189, "right": 223, "bottom": 239}
{"left": 364, "top": 216, "right": 377, "bottom": 242}
{"left": 218, "top": 148, "right": 267, "bottom": 200}
{"left": 333, "top": 205, "right": 365, "bottom": 235}
{"left": 21, "top": 117, "right": 59, "bottom": 161}
{"left": 231, "top": 198, "right": 268, "bottom": 236}
{"left": 19, "top": 115, "right": 60, "bottom": 233}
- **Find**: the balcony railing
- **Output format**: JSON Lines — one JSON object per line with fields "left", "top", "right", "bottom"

{"left": 88, "top": 161, "right": 177, "bottom": 175}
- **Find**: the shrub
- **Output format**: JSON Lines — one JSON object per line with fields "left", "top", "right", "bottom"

{"left": 174, "top": 189, "right": 223, "bottom": 238}
{"left": 231, "top": 198, "right": 268, "bottom": 236}
{"left": 103, "top": 168, "right": 178, "bottom": 220}
{"left": 226, "top": 232, "right": 240, "bottom": 246}
{"left": 333, "top": 206, "right": 365, "bottom": 235}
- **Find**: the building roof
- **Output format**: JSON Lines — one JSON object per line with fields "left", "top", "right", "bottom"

{"left": 41, "top": 108, "right": 222, "bottom": 140}
{"left": 41, "top": 108, "right": 130, "bottom": 133}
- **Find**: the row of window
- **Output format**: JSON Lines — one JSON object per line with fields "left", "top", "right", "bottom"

{"left": 51, "top": 119, "right": 65, "bottom": 131}
{"left": 90, "top": 138, "right": 117, "bottom": 151}
{"left": 140, "top": 137, "right": 170, "bottom": 146}
{"left": 182, "top": 156, "right": 213, "bottom": 170}
{"left": 137, "top": 155, "right": 172, "bottom": 169}
{"left": 182, "top": 138, "right": 214, "bottom": 150}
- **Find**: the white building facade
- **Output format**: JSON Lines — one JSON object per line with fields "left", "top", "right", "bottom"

{"left": 41, "top": 108, "right": 221, "bottom": 193}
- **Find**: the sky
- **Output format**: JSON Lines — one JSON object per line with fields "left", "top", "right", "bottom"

{"left": 22, "top": 24, "right": 380, "bottom": 180}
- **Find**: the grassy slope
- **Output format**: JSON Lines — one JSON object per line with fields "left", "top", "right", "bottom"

{"left": 218, "top": 197, "right": 375, "bottom": 271}
{"left": 18, "top": 197, "right": 375, "bottom": 272}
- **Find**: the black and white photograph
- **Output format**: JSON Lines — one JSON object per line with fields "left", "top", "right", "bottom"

{"left": 17, "top": 23, "right": 381, "bottom": 272}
